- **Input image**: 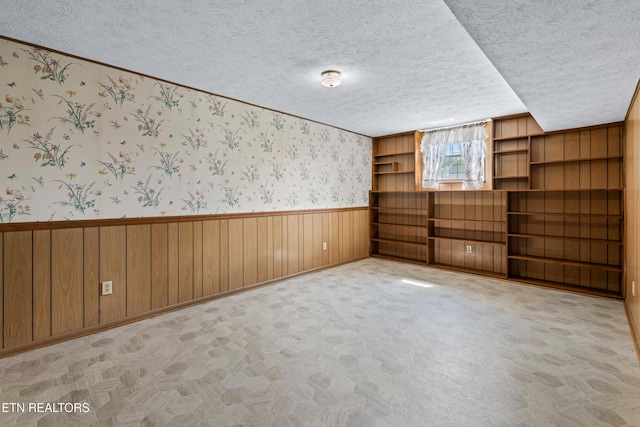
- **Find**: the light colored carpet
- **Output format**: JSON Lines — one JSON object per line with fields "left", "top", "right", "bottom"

{"left": 1, "top": 258, "right": 639, "bottom": 426}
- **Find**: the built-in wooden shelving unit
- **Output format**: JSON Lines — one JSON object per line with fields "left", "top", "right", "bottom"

{"left": 370, "top": 114, "right": 625, "bottom": 298}
{"left": 369, "top": 190, "right": 507, "bottom": 277}
{"left": 371, "top": 132, "right": 417, "bottom": 192}
{"left": 506, "top": 188, "right": 623, "bottom": 296}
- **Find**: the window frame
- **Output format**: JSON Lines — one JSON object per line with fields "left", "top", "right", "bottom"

{"left": 437, "top": 142, "right": 465, "bottom": 182}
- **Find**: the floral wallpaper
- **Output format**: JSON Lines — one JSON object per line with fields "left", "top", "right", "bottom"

{"left": 0, "top": 38, "right": 372, "bottom": 223}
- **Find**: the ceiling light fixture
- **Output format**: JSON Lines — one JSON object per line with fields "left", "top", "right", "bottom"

{"left": 321, "top": 70, "right": 342, "bottom": 88}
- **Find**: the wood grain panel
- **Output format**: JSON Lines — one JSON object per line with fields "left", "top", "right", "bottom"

{"left": 266, "top": 217, "right": 274, "bottom": 280}
{"left": 178, "top": 222, "right": 194, "bottom": 303}
{"left": 341, "top": 211, "right": 352, "bottom": 261}
{"left": 33, "top": 230, "right": 51, "bottom": 340}
{"left": 303, "top": 214, "right": 314, "bottom": 270}
{"left": 84, "top": 228, "right": 100, "bottom": 327}
{"left": 126, "top": 225, "right": 151, "bottom": 317}
{"left": 272, "top": 216, "right": 283, "bottom": 279}
{"left": 357, "top": 209, "right": 369, "bottom": 258}
{"left": 99, "top": 226, "right": 126, "bottom": 324}
{"left": 151, "top": 224, "right": 168, "bottom": 310}
{"left": 340, "top": 211, "right": 349, "bottom": 260}
{"left": 544, "top": 134, "right": 564, "bottom": 162}
{"left": 590, "top": 128, "right": 608, "bottom": 157}
{"left": 287, "top": 215, "right": 299, "bottom": 275}
{"left": 51, "top": 228, "right": 83, "bottom": 335}
{"left": 313, "top": 213, "right": 323, "bottom": 268}
{"left": 281, "top": 216, "right": 289, "bottom": 276}
{"left": 579, "top": 131, "right": 592, "bottom": 189}
{"left": 607, "top": 159, "right": 621, "bottom": 189}
{"left": 228, "top": 218, "right": 243, "bottom": 291}
{"left": 451, "top": 240, "right": 464, "bottom": 268}
{"left": 243, "top": 217, "right": 258, "bottom": 287}
{"left": 322, "top": 213, "right": 330, "bottom": 266}
{"left": 565, "top": 132, "right": 580, "bottom": 189}
{"left": 257, "top": 217, "right": 268, "bottom": 283}
{"left": 330, "top": 212, "right": 340, "bottom": 264}
{"left": 219, "top": 220, "right": 229, "bottom": 292}
{"left": 193, "top": 221, "right": 203, "bottom": 299}
{"left": 564, "top": 132, "right": 580, "bottom": 160}
{"left": 202, "top": 220, "right": 220, "bottom": 297}
{"left": 298, "top": 214, "right": 305, "bottom": 271}
{"left": 530, "top": 136, "right": 544, "bottom": 163}
{"left": 607, "top": 126, "right": 621, "bottom": 156}
{"left": 544, "top": 164, "right": 564, "bottom": 190}
{"left": 3, "top": 232, "right": 32, "bottom": 348}
{"left": 167, "top": 223, "right": 179, "bottom": 305}
{"left": 500, "top": 118, "right": 518, "bottom": 138}
{"left": 590, "top": 160, "right": 607, "bottom": 189}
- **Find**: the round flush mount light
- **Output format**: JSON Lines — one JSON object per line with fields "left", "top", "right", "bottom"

{"left": 321, "top": 70, "right": 342, "bottom": 88}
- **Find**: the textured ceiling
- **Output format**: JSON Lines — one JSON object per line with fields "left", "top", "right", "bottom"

{"left": 444, "top": 0, "right": 640, "bottom": 132}
{"left": 1, "top": 1, "right": 637, "bottom": 136}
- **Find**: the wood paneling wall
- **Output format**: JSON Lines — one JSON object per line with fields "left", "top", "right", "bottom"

{"left": 0, "top": 208, "right": 369, "bottom": 357}
{"left": 625, "top": 81, "right": 640, "bottom": 347}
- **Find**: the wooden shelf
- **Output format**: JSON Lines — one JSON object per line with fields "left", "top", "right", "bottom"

{"left": 374, "top": 170, "right": 415, "bottom": 175}
{"left": 373, "top": 151, "right": 415, "bottom": 157}
{"left": 508, "top": 233, "right": 622, "bottom": 245}
{"left": 429, "top": 236, "right": 505, "bottom": 246}
{"left": 371, "top": 191, "right": 426, "bottom": 194}
{"left": 507, "top": 188, "right": 623, "bottom": 192}
{"left": 507, "top": 275, "right": 622, "bottom": 300}
{"left": 507, "top": 211, "right": 622, "bottom": 219}
{"left": 373, "top": 161, "right": 399, "bottom": 171}
{"left": 372, "top": 222, "right": 427, "bottom": 229}
{"left": 493, "top": 134, "right": 542, "bottom": 141}
{"left": 370, "top": 253, "right": 427, "bottom": 265}
{"left": 530, "top": 155, "right": 623, "bottom": 165}
{"left": 371, "top": 237, "right": 426, "bottom": 247}
{"left": 372, "top": 207, "right": 424, "bottom": 213}
{"left": 428, "top": 263, "right": 508, "bottom": 279}
{"left": 494, "top": 175, "right": 528, "bottom": 179}
{"left": 428, "top": 218, "right": 505, "bottom": 225}
{"left": 507, "top": 254, "right": 622, "bottom": 272}
{"left": 493, "top": 149, "right": 529, "bottom": 154}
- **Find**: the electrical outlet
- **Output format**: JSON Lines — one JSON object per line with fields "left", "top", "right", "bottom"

{"left": 466, "top": 245, "right": 472, "bottom": 254}
{"left": 633, "top": 281, "right": 636, "bottom": 297}
{"left": 101, "top": 280, "right": 112, "bottom": 296}
{"left": 322, "top": 242, "right": 327, "bottom": 251}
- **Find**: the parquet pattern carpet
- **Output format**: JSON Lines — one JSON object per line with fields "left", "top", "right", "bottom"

{"left": 1, "top": 258, "right": 639, "bottom": 426}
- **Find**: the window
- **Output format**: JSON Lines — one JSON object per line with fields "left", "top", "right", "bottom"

{"left": 438, "top": 143, "right": 465, "bottom": 181}
{"left": 420, "top": 121, "right": 488, "bottom": 189}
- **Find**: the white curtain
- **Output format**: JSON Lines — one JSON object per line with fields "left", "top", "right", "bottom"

{"left": 420, "top": 122, "right": 488, "bottom": 189}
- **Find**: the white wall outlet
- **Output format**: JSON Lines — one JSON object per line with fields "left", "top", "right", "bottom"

{"left": 466, "top": 245, "right": 472, "bottom": 254}
{"left": 323, "top": 242, "right": 327, "bottom": 251}
{"left": 633, "top": 281, "right": 636, "bottom": 297}
{"left": 101, "top": 280, "right": 113, "bottom": 296}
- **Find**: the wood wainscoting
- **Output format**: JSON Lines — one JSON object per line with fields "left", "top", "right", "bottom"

{"left": 625, "top": 80, "right": 640, "bottom": 352}
{"left": 0, "top": 207, "right": 369, "bottom": 358}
